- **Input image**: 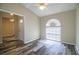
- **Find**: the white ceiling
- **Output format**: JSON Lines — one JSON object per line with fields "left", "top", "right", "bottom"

{"left": 22, "top": 3, "right": 77, "bottom": 17}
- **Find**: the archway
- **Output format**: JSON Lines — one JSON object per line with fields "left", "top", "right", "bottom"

{"left": 46, "top": 19, "right": 61, "bottom": 41}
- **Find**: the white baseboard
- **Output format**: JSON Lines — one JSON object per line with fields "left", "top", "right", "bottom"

{"left": 24, "top": 39, "right": 38, "bottom": 44}
{"left": 62, "top": 41, "right": 76, "bottom": 45}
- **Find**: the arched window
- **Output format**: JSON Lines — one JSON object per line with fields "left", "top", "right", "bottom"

{"left": 46, "top": 19, "right": 61, "bottom": 41}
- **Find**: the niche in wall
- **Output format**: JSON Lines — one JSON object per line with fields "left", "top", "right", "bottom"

{"left": 2, "top": 17, "right": 15, "bottom": 37}
{"left": 0, "top": 11, "right": 24, "bottom": 43}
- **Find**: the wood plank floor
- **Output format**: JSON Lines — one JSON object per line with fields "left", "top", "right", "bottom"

{"left": 24, "top": 40, "right": 76, "bottom": 55}
{"left": 0, "top": 39, "right": 77, "bottom": 55}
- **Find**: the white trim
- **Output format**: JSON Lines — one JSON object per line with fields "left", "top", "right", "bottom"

{"left": 0, "top": 9, "right": 24, "bottom": 17}
{"left": 62, "top": 41, "right": 76, "bottom": 45}
{"left": 24, "top": 39, "right": 37, "bottom": 44}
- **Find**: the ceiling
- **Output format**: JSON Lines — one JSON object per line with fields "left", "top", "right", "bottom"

{"left": 22, "top": 3, "right": 77, "bottom": 17}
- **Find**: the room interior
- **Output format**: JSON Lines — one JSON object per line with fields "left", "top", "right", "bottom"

{"left": 0, "top": 3, "right": 79, "bottom": 55}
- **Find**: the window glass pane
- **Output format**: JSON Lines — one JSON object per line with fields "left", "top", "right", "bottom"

{"left": 46, "top": 20, "right": 61, "bottom": 41}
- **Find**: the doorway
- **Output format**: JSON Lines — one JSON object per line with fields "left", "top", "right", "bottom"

{"left": 0, "top": 11, "right": 24, "bottom": 49}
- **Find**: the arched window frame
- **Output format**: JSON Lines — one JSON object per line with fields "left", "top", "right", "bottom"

{"left": 46, "top": 19, "right": 61, "bottom": 41}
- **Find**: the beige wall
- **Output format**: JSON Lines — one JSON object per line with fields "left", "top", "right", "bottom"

{"left": 0, "top": 3, "right": 76, "bottom": 45}
{"left": 40, "top": 10, "right": 76, "bottom": 45}
{"left": 76, "top": 4, "right": 79, "bottom": 54}
{"left": 0, "top": 3, "right": 40, "bottom": 44}
{"left": 2, "top": 17, "right": 15, "bottom": 37}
